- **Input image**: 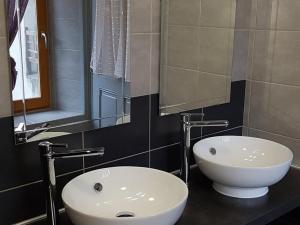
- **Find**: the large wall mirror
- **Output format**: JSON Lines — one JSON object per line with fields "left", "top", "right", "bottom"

{"left": 160, "top": 0, "right": 236, "bottom": 115}
{"left": 8, "top": 0, "right": 131, "bottom": 144}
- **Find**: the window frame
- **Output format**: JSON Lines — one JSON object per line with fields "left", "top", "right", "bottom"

{"left": 13, "top": 0, "right": 50, "bottom": 113}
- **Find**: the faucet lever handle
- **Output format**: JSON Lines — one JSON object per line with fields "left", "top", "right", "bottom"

{"left": 39, "top": 141, "right": 68, "bottom": 151}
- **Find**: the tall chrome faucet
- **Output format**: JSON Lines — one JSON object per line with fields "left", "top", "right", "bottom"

{"left": 38, "top": 142, "right": 105, "bottom": 225}
{"left": 180, "top": 113, "right": 229, "bottom": 184}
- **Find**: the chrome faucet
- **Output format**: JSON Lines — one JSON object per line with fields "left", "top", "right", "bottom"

{"left": 180, "top": 113, "right": 229, "bottom": 184}
{"left": 38, "top": 142, "right": 105, "bottom": 225}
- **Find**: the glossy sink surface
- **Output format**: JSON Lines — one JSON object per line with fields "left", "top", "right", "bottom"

{"left": 193, "top": 136, "right": 293, "bottom": 198}
{"left": 62, "top": 167, "right": 188, "bottom": 225}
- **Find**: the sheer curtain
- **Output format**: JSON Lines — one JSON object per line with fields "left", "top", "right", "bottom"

{"left": 90, "top": 0, "right": 130, "bottom": 82}
{"left": 6, "top": 0, "right": 29, "bottom": 90}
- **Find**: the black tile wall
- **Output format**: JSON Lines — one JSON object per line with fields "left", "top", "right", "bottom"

{"left": 0, "top": 81, "right": 246, "bottom": 224}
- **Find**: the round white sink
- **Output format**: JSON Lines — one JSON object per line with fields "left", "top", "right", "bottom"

{"left": 193, "top": 136, "right": 293, "bottom": 198}
{"left": 62, "top": 167, "right": 188, "bottom": 225}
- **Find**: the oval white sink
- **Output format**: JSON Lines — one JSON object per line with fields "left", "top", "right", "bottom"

{"left": 62, "top": 167, "right": 188, "bottom": 225}
{"left": 193, "top": 136, "right": 293, "bottom": 198}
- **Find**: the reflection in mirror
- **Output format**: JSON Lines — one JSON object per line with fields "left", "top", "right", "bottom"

{"left": 8, "top": 0, "right": 131, "bottom": 144}
{"left": 159, "top": 0, "right": 236, "bottom": 115}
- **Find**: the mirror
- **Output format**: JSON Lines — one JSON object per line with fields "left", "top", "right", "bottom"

{"left": 159, "top": 0, "right": 235, "bottom": 115}
{"left": 8, "top": 0, "right": 131, "bottom": 144}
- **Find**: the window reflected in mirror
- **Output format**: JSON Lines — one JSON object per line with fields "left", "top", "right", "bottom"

{"left": 8, "top": 0, "right": 131, "bottom": 144}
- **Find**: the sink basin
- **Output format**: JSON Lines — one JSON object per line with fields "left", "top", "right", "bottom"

{"left": 193, "top": 136, "right": 293, "bottom": 198}
{"left": 62, "top": 167, "right": 188, "bottom": 225}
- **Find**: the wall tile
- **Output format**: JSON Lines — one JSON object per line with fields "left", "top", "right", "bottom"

{"left": 167, "top": 26, "right": 199, "bottom": 70}
{"left": 251, "top": 30, "right": 275, "bottom": 82}
{"left": 232, "top": 30, "right": 251, "bottom": 81}
{"left": 50, "top": 0, "right": 80, "bottom": 19}
{"left": 0, "top": 0, "right": 6, "bottom": 37}
{"left": 151, "top": 0, "right": 161, "bottom": 33}
{"left": 277, "top": 0, "right": 300, "bottom": 30}
{"left": 163, "top": 67, "right": 199, "bottom": 106}
{"left": 167, "top": 0, "right": 200, "bottom": 26}
{"left": 52, "top": 19, "right": 81, "bottom": 50}
{"left": 249, "top": 81, "right": 300, "bottom": 140}
{"left": 198, "top": 72, "right": 230, "bottom": 102}
{"left": 0, "top": 37, "right": 12, "bottom": 118}
{"left": 198, "top": 27, "right": 234, "bottom": 75}
{"left": 0, "top": 181, "right": 44, "bottom": 224}
{"left": 256, "top": 0, "right": 278, "bottom": 30}
{"left": 150, "top": 144, "right": 181, "bottom": 172}
{"left": 131, "top": 0, "right": 151, "bottom": 33}
{"left": 131, "top": 34, "right": 151, "bottom": 97}
{"left": 200, "top": 0, "right": 236, "bottom": 28}
{"left": 150, "top": 33, "right": 160, "bottom": 94}
{"left": 235, "top": 0, "right": 256, "bottom": 29}
{"left": 272, "top": 31, "right": 300, "bottom": 86}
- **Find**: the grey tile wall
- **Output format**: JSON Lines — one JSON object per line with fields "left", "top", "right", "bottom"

{"left": 243, "top": 0, "right": 300, "bottom": 167}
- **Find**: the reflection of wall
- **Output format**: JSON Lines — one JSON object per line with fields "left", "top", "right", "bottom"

{"left": 242, "top": 0, "right": 300, "bottom": 167}
{"left": 48, "top": 0, "right": 85, "bottom": 113}
{"left": 160, "top": 0, "right": 236, "bottom": 114}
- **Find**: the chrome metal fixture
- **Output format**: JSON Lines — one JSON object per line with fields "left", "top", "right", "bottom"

{"left": 38, "top": 141, "right": 105, "bottom": 225}
{"left": 180, "top": 113, "right": 229, "bottom": 184}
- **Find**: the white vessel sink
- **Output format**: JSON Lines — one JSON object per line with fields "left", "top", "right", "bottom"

{"left": 62, "top": 167, "right": 188, "bottom": 225}
{"left": 193, "top": 136, "right": 293, "bottom": 198}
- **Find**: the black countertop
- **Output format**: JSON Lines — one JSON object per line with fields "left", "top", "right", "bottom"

{"left": 34, "top": 167, "right": 300, "bottom": 225}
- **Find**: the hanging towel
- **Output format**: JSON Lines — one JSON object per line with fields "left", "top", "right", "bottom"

{"left": 90, "top": 0, "right": 130, "bottom": 82}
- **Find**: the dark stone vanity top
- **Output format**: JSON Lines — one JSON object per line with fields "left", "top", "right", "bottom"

{"left": 34, "top": 167, "right": 300, "bottom": 225}
{"left": 176, "top": 167, "right": 300, "bottom": 225}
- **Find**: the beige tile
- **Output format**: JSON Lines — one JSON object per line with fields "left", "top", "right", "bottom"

{"left": 232, "top": 30, "right": 251, "bottom": 81}
{"left": 168, "top": 0, "right": 201, "bottom": 26}
{"left": 235, "top": 0, "right": 257, "bottom": 29}
{"left": 249, "top": 81, "right": 300, "bottom": 140}
{"left": 0, "top": 37, "right": 12, "bottom": 117}
{"left": 130, "top": 34, "right": 151, "bottom": 97}
{"left": 248, "top": 128, "right": 300, "bottom": 167}
{"left": 151, "top": 0, "right": 161, "bottom": 33}
{"left": 167, "top": 26, "right": 199, "bottom": 70}
{"left": 256, "top": 0, "right": 278, "bottom": 29}
{"left": 198, "top": 72, "right": 230, "bottom": 102}
{"left": 277, "top": 0, "right": 300, "bottom": 30}
{"left": 150, "top": 34, "right": 160, "bottom": 94}
{"left": 200, "top": 0, "right": 236, "bottom": 28}
{"left": 198, "top": 27, "right": 234, "bottom": 75}
{"left": 163, "top": 67, "right": 199, "bottom": 106}
{"left": 272, "top": 31, "right": 300, "bottom": 86}
{"left": 131, "top": 0, "right": 151, "bottom": 33}
{"left": 0, "top": 0, "right": 6, "bottom": 37}
{"left": 251, "top": 30, "right": 275, "bottom": 82}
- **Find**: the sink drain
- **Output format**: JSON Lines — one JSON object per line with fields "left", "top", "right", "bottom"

{"left": 116, "top": 211, "right": 135, "bottom": 218}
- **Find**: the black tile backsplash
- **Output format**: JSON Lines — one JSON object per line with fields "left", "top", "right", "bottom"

{"left": 0, "top": 81, "right": 245, "bottom": 224}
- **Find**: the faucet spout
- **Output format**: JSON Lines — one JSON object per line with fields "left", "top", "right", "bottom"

{"left": 51, "top": 147, "right": 104, "bottom": 159}
{"left": 180, "top": 113, "right": 229, "bottom": 185}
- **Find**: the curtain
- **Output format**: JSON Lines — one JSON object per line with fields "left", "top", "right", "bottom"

{"left": 90, "top": 0, "right": 130, "bottom": 82}
{"left": 6, "top": 0, "right": 29, "bottom": 90}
